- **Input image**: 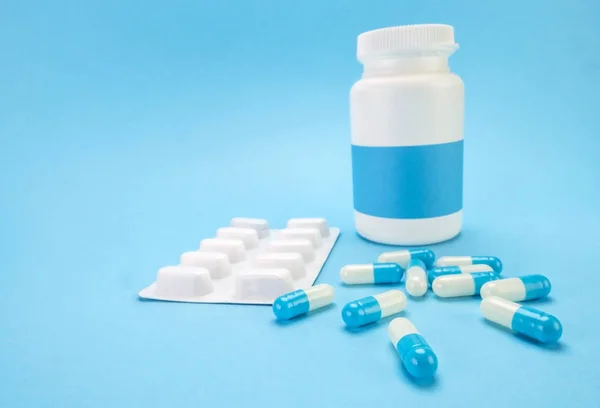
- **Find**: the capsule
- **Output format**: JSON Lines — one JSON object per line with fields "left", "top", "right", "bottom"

{"left": 480, "top": 296, "right": 562, "bottom": 344}
{"left": 435, "top": 256, "right": 502, "bottom": 273}
{"left": 427, "top": 264, "right": 494, "bottom": 284}
{"left": 342, "top": 290, "right": 407, "bottom": 328}
{"left": 340, "top": 263, "right": 404, "bottom": 285}
{"left": 432, "top": 272, "right": 499, "bottom": 298}
{"left": 405, "top": 259, "right": 428, "bottom": 297}
{"left": 272, "top": 284, "right": 334, "bottom": 320}
{"left": 388, "top": 318, "right": 438, "bottom": 379}
{"left": 377, "top": 249, "right": 435, "bottom": 269}
{"left": 480, "top": 274, "right": 551, "bottom": 302}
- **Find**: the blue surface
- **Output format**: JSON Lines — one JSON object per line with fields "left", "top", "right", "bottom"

{"left": 352, "top": 141, "right": 463, "bottom": 218}
{"left": 1, "top": 0, "right": 599, "bottom": 407}
{"left": 272, "top": 289, "right": 310, "bottom": 320}
{"left": 373, "top": 263, "right": 404, "bottom": 284}
{"left": 396, "top": 333, "right": 438, "bottom": 380}
{"left": 512, "top": 306, "right": 564, "bottom": 344}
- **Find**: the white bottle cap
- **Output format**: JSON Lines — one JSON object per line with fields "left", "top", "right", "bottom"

{"left": 357, "top": 24, "right": 458, "bottom": 61}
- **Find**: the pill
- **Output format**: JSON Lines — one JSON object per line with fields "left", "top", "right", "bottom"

{"left": 272, "top": 284, "right": 335, "bottom": 320}
{"left": 388, "top": 318, "right": 438, "bottom": 379}
{"left": 279, "top": 228, "right": 322, "bottom": 248}
{"left": 435, "top": 256, "right": 503, "bottom": 273}
{"left": 405, "top": 259, "right": 428, "bottom": 297}
{"left": 287, "top": 218, "right": 330, "bottom": 238}
{"left": 432, "top": 272, "right": 500, "bottom": 298}
{"left": 199, "top": 238, "right": 246, "bottom": 263}
{"left": 180, "top": 251, "right": 232, "bottom": 279}
{"left": 480, "top": 274, "right": 551, "bottom": 302}
{"left": 267, "top": 239, "right": 315, "bottom": 262}
{"left": 377, "top": 249, "right": 435, "bottom": 269}
{"left": 480, "top": 296, "right": 562, "bottom": 344}
{"left": 427, "top": 264, "right": 494, "bottom": 284}
{"left": 254, "top": 253, "right": 306, "bottom": 280}
{"left": 230, "top": 217, "right": 269, "bottom": 238}
{"left": 340, "top": 263, "right": 404, "bottom": 285}
{"left": 216, "top": 227, "right": 260, "bottom": 249}
{"left": 236, "top": 269, "right": 294, "bottom": 300}
{"left": 342, "top": 290, "right": 407, "bottom": 328}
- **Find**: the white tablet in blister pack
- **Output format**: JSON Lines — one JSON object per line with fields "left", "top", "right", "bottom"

{"left": 138, "top": 217, "right": 340, "bottom": 305}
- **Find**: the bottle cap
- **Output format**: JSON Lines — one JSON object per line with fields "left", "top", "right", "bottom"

{"left": 357, "top": 24, "right": 458, "bottom": 61}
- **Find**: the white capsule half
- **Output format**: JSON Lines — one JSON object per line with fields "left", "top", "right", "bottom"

{"left": 340, "top": 264, "right": 374, "bottom": 284}
{"left": 432, "top": 274, "right": 477, "bottom": 297}
{"left": 480, "top": 296, "right": 521, "bottom": 327}
{"left": 435, "top": 256, "right": 502, "bottom": 273}
{"left": 433, "top": 272, "right": 499, "bottom": 298}
{"left": 388, "top": 317, "right": 419, "bottom": 346}
{"left": 435, "top": 256, "right": 473, "bottom": 266}
{"left": 481, "top": 278, "right": 526, "bottom": 301}
{"left": 374, "top": 290, "right": 407, "bottom": 318}
{"left": 305, "top": 284, "right": 335, "bottom": 310}
{"left": 377, "top": 250, "right": 411, "bottom": 268}
{"left": 405, "top": 259, "right": 428, "bottom": 297}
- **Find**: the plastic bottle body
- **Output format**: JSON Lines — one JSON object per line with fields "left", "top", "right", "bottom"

{"left": 350, "top": 31, "right": 464, "bottom": 245}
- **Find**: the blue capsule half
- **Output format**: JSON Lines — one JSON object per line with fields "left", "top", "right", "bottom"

{"left": 481, "top": 296, "right": 563, "bottom": 344}
{"left": 273, "top": 284, "right": 334, "bottom": 320}
{"left": 342, "top": 290, "right": 407, "bottom": 328}
{"left": 512, "top": 305, "right": 563, "bottom": 343}
{"left": 389, "top": 318, "right": 438, "bottom": 379}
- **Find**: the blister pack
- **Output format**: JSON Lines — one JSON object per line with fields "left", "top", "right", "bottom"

{"left": 138, "top": 217, "right": 340, "bottom": 305}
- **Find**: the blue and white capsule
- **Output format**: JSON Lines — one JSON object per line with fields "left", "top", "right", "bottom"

{"left": 480, "top": 274, "right": 551, "bottom": 302}
{"left": 481, "top": 296, "right": 562, "bottom": 344}
{"left": 388, "top": 318, "right": 438, "bottom": 379}
{"left": 272, "top": 284, "right": 334, "bottom": 320}
{"left": 435, "top": 256, "right": 503, "bottom": 273}
{"left": 340, "top": 263, "right": 404, "bottom": 285}
{"left": 427, "top": 264, "right": 494, "bottom": 284}
{"left": 342, "top": 290, "right": 407, "bottom": 328}
{"left": 432, "top": 272, "right": 499, "bottom": 298}
{"left": 405, "top": 259, "right": 428, "bottom": 297}
{"left": 377, "top": 249, "right": 435, "bottom": 269}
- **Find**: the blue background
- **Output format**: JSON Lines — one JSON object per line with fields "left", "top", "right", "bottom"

{"left": 1, "top": 0, "right": 599, "bottom": 407}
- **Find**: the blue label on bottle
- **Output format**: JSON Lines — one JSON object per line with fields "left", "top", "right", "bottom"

{"left": 351, "top": 141, "right": 463, "bottom": 219}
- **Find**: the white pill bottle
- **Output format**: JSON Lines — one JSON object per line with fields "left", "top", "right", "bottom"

{"left": 350, "top": 24, "right": 464, "bottom": 245}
